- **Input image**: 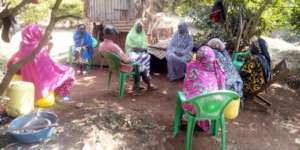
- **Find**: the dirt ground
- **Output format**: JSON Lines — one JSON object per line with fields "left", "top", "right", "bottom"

{"left": 1, "top": 67, "right": 300, "bottom": 150}
{"left": 0, "top": 31, "right": 300, "bottom": 149}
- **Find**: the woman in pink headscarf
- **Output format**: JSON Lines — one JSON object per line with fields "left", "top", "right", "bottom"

{"left": 7, "top": 24, "right": 75, "bottom": 101}
{"left": 182, "top": 45, "right": 225, "bottom": 131}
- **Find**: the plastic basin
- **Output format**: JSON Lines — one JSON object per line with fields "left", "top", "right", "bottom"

{"left": 8, "top": 111, "right": 58, "bottom": 144}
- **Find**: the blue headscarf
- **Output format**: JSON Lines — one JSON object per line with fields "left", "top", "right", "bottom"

{"left": 73, "top": 25, "right": 94, "bottom": 60}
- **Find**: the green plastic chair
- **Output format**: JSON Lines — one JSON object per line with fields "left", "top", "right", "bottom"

{"left": 100, "top": 51, "right": 140, "bottom": 97}
{"left": 172, "top": 90, "right": 240, "bottom": 150}
{"left": 232, "top": 50, "right": 250, "bottom": 71}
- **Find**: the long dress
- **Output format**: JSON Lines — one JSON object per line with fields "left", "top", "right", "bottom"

{"left": 166, "top": 23, "right": 193, "bottom": 81}
{"left": 182, "top": 46, "right": 225, "bottom": 131}
{"left": 73, "top": 31, "right": 94, "bottom": 63}
{"left": 213, "top": 49, "right": 243, "bottom": 97}
{"left": 8, "top": 24, "right": 75, "bottom": 100}
{"left": 241, "top": 38, "right": 271, "bottom": 97}
{"left": 125, "top": 24, "right": 151, "bottom": 79}
{"left": 240, "top": 55, "right": 269, "bottom": 96}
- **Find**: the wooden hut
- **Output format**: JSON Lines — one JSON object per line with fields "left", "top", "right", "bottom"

{"left": 84, "top": 0, "right": 143, "bottom": 48}
{"left": 84, "top": 0, "right": 145, "bottom": 65}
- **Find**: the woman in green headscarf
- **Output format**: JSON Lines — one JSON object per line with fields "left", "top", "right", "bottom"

{"left": 125, "top": 21, "right": 157, "bottom": 90}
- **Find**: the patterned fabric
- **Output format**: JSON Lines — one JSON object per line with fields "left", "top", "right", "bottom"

{"left": 8, "top": 24, "right": 75, "bottom": 100}
{"left": 54, "top": 79, "right": 74, "bottom": 97}
{"left": 182, "top": 46, "right": 225, "bottom": 131}
{"left": 213, "top": 49, "right": 244, "bottom": 97}
{"left": 240, "top": 55, "right": 267, "bottom": 96}
{"left": 166, "top": 22, "right": 193, "bottom": 81}
{"left": 128, "top": 51, "right": 151, "bottom": 79}
{"left": 183, "top": 46, "right": 225, "bottom": 99}
{"left": 251, "top": 38, "right": 271, "bottom": 80}
{"left": 207, "top": 38, "right": 225, "bottom": 50}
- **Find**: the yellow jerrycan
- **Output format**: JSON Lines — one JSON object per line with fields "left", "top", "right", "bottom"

{"left": 6, "top": 81, "right": 35, "bottom": 117}
{"left": 36, "top": 91, "right": 55, "bottom": 108}
{"left": 224, "top": 98, "right": 240, "bottom": 120}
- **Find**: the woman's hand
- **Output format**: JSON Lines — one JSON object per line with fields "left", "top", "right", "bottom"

{"left": 47, "top": 42, "right": 54, "bottom": 52}
{"left": 133, "top": 47, "right": 147, "bottom": 52}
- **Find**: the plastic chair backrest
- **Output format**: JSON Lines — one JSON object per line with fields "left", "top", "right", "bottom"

{"left": 185, "top": 90, "right": 240, "bottom": 119}
{"left": 232, "top": 50, "right": 250, "bottom": 61}
{"left": 100, "top": 51, "right": 120, "bottom": 72}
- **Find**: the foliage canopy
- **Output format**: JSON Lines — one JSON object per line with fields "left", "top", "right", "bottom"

{"left": 7, "top": 0, "right": 83, "bottom": 24}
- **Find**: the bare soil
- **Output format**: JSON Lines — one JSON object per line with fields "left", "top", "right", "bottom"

{"left": 1, "top": 68, "right": 300, "bottom": 150}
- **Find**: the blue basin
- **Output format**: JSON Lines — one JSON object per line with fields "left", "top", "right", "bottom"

{"left": 8, "top": 111, "right": 58, "bottom": 144}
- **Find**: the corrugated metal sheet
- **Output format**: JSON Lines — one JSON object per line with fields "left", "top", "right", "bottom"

{"left": 87, "top": 0, "right": 135, "bottom": 22}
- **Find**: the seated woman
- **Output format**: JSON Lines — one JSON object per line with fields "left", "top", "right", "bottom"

{"left": 99, "top": 25, "right": 131, "bottom": 66}
{"left": 73, "top": 24, "right": 94, "bottom": 75}
{"left": 7, "top": 24, "right": 75, "bottom": 101}
{"left": 240, "top": 37, "right": 271, "bottom": 97}
{"left": 182, "top": 46, "right": 225, "bottom": 131}
{"left": 207, "top": 38, "right": 244, "bottom": 98}
{"left": 125, "top": 21, "right": 156, "bottom": 90}
{"left": 166, "top": 22, "right": 193, "bottom": 81}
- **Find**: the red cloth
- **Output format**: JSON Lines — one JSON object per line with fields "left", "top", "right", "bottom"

{"left": 209, "top": 10, "right": 221, "bottom": 23}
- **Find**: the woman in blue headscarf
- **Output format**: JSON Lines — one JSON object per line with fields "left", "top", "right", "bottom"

{"left": 166, "top": 22, "right": 193, "bottom": 81}
{"left": 73, "top": 24, "right": 94, "bottom": 75}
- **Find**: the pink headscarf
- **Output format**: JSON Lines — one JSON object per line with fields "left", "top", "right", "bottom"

{"left": 7, "top": 25, "right": 45, "bottom": 67}
{"left": 8, "top": 24, "right": 75, "bottom": 100}
{"left": 183, "top": 46, "right": 225, "bottom": 99}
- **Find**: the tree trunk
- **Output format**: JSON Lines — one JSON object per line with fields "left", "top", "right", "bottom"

{"left": 234, "top": 13, "right": 245, "bottom": 51}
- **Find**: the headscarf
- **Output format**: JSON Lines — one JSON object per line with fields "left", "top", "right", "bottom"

{"left": 8, "top": 24, "right": 75, "bottom": 100}
{"left": 196, "top": 46, "right": 225, "bottom": 89}
{"left": 73, "top": 26, "right": 93, "bottom": 48}
{"left": 125, "top": 21, "right": 148, "bottom": 53}
{"left": 73, "top": 24, "right": 94, "bottom": 60}
{"left": 167, "top": 22, "right": 193, "bottom": 54}
{"left": 207, "top": 38, "right": 225, "bottom": 51}
{"left": 183, "top": 46, "right": 225, "bottom": 99}
{"left": 251, "top": 37, "right": 271, "bottom": 80}
{"left": 7, "top": 24, "right": 44, "bottom": 70}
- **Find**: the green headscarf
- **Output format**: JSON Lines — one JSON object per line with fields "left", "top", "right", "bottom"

{"left": 125, "top": 22, "right": 148, "bottom": 53}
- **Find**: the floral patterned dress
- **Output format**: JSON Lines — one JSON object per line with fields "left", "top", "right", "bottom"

{"left": 182, "top": 46, "right": 225, "bottom": 131}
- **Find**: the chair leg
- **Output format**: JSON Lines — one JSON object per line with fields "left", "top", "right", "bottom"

{"left": 185, "top": 115, "right": 196, "bottom": 150}
{"left": 133, "top": 65, "right": 140, "bottom": 94}
{"left": 220, "top": 114, "right": 226, "bottom": 150}
{"left": 173, "top": 98, "right": 183, "bottom": 137}
{"left": 119, "top": 73, "right": 127, "bottom": 97}
{"left": 107, "top": 71, "right": 112, "bottom": 90}
{"left": 211, "top": 119, "right": 219, "bottom": 137}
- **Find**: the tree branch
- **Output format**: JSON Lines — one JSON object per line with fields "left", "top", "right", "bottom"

{"left": 0, "top": 0, "right": 32, "bottom": 19}
{"left": 0, "top": 0, "right": 63, "bottom": 96}
{"left": 56, "top": 15, "right": 82, "bottom": 21}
